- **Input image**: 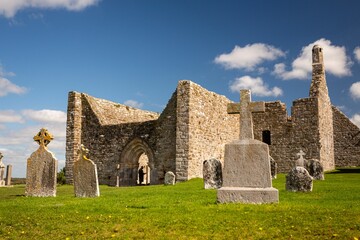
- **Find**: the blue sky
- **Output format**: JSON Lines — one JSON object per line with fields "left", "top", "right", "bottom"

{"left": 1, "top": 0, "right": 360, "bottom": 177}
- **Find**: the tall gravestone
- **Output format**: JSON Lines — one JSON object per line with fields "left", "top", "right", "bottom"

{"left": 26, "top": 129, "right": 58, "bottom": 197}
{"left": 73, "top": 144, "right": 100, "bottom": 197}
{"left": 0, "top": 152, "right": 5, "bottom": 187}
{"left": 5, "top": 165, "right": 12, "bottom": 186}
{"left": 217, "top": 90, "right": 279, "bottom": 203}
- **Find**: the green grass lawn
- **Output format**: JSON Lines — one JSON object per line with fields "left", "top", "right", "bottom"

{"left": 1, "top": 170, "right": 360, "bottom": 239}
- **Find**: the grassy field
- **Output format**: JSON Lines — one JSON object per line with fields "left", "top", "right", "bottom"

{"left": 1, "top": 169, "right": 360, "bottom": 239}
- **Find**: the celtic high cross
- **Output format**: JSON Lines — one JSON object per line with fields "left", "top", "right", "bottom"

{"left": 33, "top": 128, "right": 54, "bottom": 147}
{"left": 227, "top": 89, "right": 265, "bottom": 140}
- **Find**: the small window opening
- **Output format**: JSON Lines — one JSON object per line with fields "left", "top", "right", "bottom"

{"left": 262, "top": 130, "right": 271, "bottom": 145}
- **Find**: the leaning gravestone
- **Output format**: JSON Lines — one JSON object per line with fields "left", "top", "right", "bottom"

{"left": 203, "top": 158, "right": 222, "bottom": 189}
{"left": 164, "top": 171, "right": 175, "bottom": 185}
{"left": 286, "top": 167, "right": 313, "bottom": 192}
{"left": 306, "top": 159, "right": 324, "bottom": 180}
{"left": 73, "top": 144, "right": 100, "bottom": 197}
{"left": 26, "top": 128, "right": 57, "bottom": 197}
{"left": 217, "top": 89, "right": 279, "bottom": 203}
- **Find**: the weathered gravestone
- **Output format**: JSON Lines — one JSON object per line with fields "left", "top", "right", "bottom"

{"left": 5, "top": 165, "right": 12, "bottom": 186}
{"left": 296, "top": 150, "right": 306, "bottom": 167}
{"left": 164, "top": 171, "right": 175, "bottom": 185}
{"left": 0, "top": 152, "right": 5, "bottom": 187}
{"left": 270, "top": 156, "right": 277, "bottom": 179}
{"left": 203, "top": 158, "right": 222, "bottom": 189}
{"left": 25, "top": 128, "right": 57, "bottom": 197}
{"left": 73, "top": 144, "right": 100, "bottom": 197}
{"left": 306, "top": 159, "right": 324, "bottom": 180}
{"left": 286, "top": 167, "right": 313, "bottom": 192}
{"left": 217, "top": 89, "right": 279, "bottom": 203}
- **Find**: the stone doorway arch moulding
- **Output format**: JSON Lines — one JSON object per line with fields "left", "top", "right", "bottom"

{"left": 118, "top": 138, "right": 157, "bottom": 186}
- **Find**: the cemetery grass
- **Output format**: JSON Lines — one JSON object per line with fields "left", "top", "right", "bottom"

{"left": 1, "top": 170, "right": 360, "bottom": 239}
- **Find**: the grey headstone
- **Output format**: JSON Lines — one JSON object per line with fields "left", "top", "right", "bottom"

{"left": 270, "top": 156, "right": 277, "bottom": 179}
{"left": 164, "top": 171, "right": 175, "bottom": 185}
{"left": 217, "top": 90, "right": 279, "bottom": 204}
{"left": 203, "top": 158, "right": 222, "bottom": 189}
{"left": 5, "top": 165, "right": 12, "bottom": 186}
{"left": 286, "top": 167, "right": 313, "bottom": 192}
{"left": 73, "top": 144, "right": 100, "bottom": 197}
{"left": 305, "top": 159, "right": 324, "bottom": 180}
{"left": 26, "top": 129, "right": 57, "bottom": 197}
{"left": 0, "top": 153, "right": 5, "bottom": 187}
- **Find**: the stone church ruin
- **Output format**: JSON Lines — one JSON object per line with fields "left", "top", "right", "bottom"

{"left": 65, "top": 45, "right": 360, "bottom": 185}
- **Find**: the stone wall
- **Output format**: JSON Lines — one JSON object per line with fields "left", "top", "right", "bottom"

{"left": 333, "top": 107, "right": 360, "bottom": 167}
{"left": 186, "top": 81, "right": 239, "bottom": 179}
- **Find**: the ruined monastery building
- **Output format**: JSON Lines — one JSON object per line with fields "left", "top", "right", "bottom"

{"left": 65, "top": 45, "right": 360, "bottom": 185}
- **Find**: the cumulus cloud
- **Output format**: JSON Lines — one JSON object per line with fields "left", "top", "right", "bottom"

{"left": 229, "top": 76, "right": 283, "bottom": 97}
{"left": 354, "top": 47, "right": 360, "bottom": 63}
{"left": 350, "top": 114, "right": 360, "bottom": 128}
{"left": 214, "top": 43, "right": 285, "bottom": 71}
{"left": 22, "top": 109, "right": 67, "bottom": 123}
{"left": 0, "top": 0, "right": 100, "bottom": 18}
{"left": 0, "top": 110, "right": 24, "bottom": 123}
{"left": 350, "top": 82, "right": 360, "bottom": 100}
{"left": 273, "top": 38, "right": 352, "bottom": 80}
{"left": 0, "top": 77, "right": 27, "bottom": 97}
{"left": 124, "top": 100, "right": 144, "bottom": 109}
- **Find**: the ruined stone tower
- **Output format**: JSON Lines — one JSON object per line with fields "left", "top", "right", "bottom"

{"left": 309, "top": 45, "right": 335, "bottom": 171}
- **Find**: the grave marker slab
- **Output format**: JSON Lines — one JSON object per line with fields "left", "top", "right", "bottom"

{"left": 203, "top": 158, "right": 222, "bottom": 189}
{"left": 217, "top": 89, "right": 279, "bottom": 204}
{"left": 73, "top": 144, "right": 100, "bottom": 197}
{"left": 286, "top": 167, "right": 313, "bottom": 192}
{"left": 25, "top": 129, "right": 57, "bottom": 197}
{"left": 164, "top": 171, "right": 175, "bottom": 185}
{"left": 0, "top": 153, "right": 5, "bottom": 187}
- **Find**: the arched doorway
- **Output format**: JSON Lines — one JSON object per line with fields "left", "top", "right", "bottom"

{"left": 118, "top": 138, "right": 157, "bottom": 186}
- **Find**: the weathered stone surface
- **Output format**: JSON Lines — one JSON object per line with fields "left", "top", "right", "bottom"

{"left": 203, "top": 158, "right": 222, "bottom": 189}
{"left": 0, "top": 153, "right": 5, "bottom": 187}
{"left": 73, "top": 145, "right": 100, "bottom": 197}
{"left": 164, "top": 171, "right": 175, "bottom": 185}
{"left": 26, "top": 129, "right": 57, "bottom": 197}
{"left": 286, "top": 167, "right": 313, "bottom": 192}
{"left": 296, "top": 150, "right": 306, "bottom": 167}
{"left": 217, "top": 90, "right": 278, "bottom": 204}
{"left": 270, "top": 156, "right": 277, "bottom": 179}
{"left": 305, "top": 159, "right": 324, "bottom": 180}
{"left": 5, "top": 165, "right": 12, "bottom": 186}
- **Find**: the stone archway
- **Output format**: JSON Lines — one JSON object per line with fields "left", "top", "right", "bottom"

{"left": 118, "top": 138, "right": 157, "bottom": 186}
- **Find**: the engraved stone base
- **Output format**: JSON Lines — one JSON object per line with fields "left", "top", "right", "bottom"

{"left": 217, "top": 187, "right": 279, "bottom": 204}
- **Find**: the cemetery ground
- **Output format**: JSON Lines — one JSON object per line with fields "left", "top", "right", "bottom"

{"left": 0, "top": 169, "right": 360, "bottom": 239}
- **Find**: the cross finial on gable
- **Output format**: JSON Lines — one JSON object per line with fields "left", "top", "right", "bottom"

{"left": 33, "top": 128, "right": 54, "bottom": 147}
{"left": 227, "top": 89, "right": 265, "bottom": 140}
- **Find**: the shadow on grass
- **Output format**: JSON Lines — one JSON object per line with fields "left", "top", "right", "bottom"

{"left": 328, "top": 168, "right": 360, "bottom": 174}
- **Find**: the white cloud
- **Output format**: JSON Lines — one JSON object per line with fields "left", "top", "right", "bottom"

{"left": 0, "top": 110, "right": 24, "bottom": 123}
{"left": 0, "top": 77, "right": 27, "bottom": 96}
{"left": 273, "top": 38, "right": 352, "bottom": 80}
{"left": 350, "top": 114, "right": 360, "bottom": 128}
{"left": 350, "top": 82, "right": 360, "bottom": 100}
{"left": 229, "top": 76, "right": 283, "bottom": 97}
{"left": 214, "top": 43, "right": 285, "bottom": 71}
{"left": 0, "top": 0, "right": 100, "bottom": 18}
{"left": 22, "top": 109, "right": 67, "bottom": 123}
{"left": 124, "top": 100, "right": 144, "bottom": 109}
{"left": 354, "top": 47, "right": 360, "bottom": 63}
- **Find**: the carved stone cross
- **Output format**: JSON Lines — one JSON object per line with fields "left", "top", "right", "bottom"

{"left": 33, "top": 128, "right": 54, "bottom": 147}
{"left": 227, "top": 89, "right": 265, "bottom": 140}
{"left": 296, "top": 150, "right": 306, "bottom": 167}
